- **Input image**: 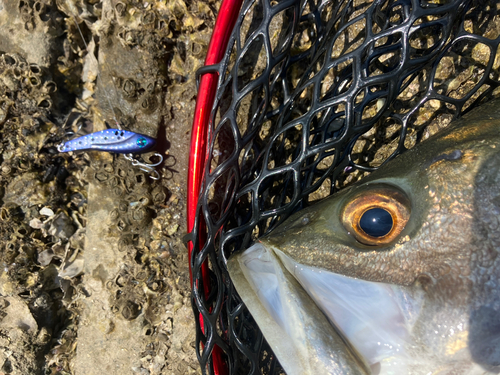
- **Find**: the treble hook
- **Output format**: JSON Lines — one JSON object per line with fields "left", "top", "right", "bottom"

{"left": 124, "top": 152, "right": 164, "bottom": 180}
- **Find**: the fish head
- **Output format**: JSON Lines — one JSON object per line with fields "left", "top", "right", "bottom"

{"left": 228, "top": 100, "right": 500, "bottom": 374}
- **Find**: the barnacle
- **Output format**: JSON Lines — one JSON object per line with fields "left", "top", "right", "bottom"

{"left": 0, "top": 0, "right": 207, "bottom": 373}
{"left": 122, "top": 78, "right": 138, "bottom": 99}
{"left": 115, "top": 2, "right": 127, "bottom": 18}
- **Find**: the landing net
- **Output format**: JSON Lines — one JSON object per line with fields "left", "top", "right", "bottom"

{"left": 187, "top": 0, "right": 500, "bottom": 373}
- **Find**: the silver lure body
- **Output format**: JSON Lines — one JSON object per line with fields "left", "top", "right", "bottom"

{"left": 58, "top": 128, "right": 156, "bottom": 154}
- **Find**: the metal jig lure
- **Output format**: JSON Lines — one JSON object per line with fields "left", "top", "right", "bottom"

{"left": 58, "top": 128, "right": 156, "bottom": 154}
{"left": 57, "top": 128, "right": 163, "bottom": 179}
{"left": 59, "top": 2, "right": 163, "bottom": 180}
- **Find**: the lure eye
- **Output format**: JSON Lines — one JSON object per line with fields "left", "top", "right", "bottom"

{"left": 136, "top": 137, "right": 148, "bottom": 148}
{"left": 341, "top": 186, "right": 410, "bottom": 246}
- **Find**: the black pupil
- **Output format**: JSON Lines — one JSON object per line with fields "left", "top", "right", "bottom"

{"left": 359, "top": 208, "right": 393, "bottom": 237}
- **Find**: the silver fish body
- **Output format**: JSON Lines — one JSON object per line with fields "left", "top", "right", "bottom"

{"left": 228, "top": 100, "right": 500, "bottom": 375}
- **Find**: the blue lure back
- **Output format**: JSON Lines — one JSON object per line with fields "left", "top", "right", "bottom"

{"left": 58, "top": 128, "right": 156, "bottom": 154}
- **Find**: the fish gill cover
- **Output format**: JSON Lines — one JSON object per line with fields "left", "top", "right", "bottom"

{"left": 188, "top": 0, "right": 500, "bottom": 373}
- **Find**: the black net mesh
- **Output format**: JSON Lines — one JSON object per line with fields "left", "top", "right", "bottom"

{"left": 187, "top": 0, "right": 500, "bottom": 373}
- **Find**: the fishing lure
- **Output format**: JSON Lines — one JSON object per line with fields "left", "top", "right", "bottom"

{"left": 57, "top": 128, "right": 156, "bottom": 154}
{"left": 57, "top": 127, "right": 163, "bottom": 180}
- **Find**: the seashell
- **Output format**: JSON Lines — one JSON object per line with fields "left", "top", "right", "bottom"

{"left": 152, "top": 186, "right": 167, "bottom": 204}
{"left": 47, "top": 212, "right": 76, "bottom": 240}
{"left": 94, "top": 172, "right": 109, "bottom": 182}
{"left": 108, "top": 175, "right": 120, "bottom": 188}
{"left": 29, "top": 217, "right": 45, "bottom": 229}
{"left": 115, "top": 2, "right": 127, "bottom": 17}
{"left": 128, "top": 206, "right": 150, "bottom": 225}
{"left": 113, "top": 186, "right": 125, "bottom": 197}
{"left": 2, "top": 53, "right": 18, "bottom": 67}
{"left": 16, "top": 156, "right": 31, "bottom": 171}
{"left": 115, "top": 273, "right": 130, "bottom": 288}
{"left": 42, "top": 80, "right": 56, "bottom": 94}
{"left": 4, "top": 241, "right": 19, "bottom": 263}
{"left": 141, "top": 324, "right": 153, "bottom": 336}
{"left": 0, "top": 203, "right": 22, "bottom": 222}
{"left": 121, "top": 300, "right": 142, "bottom": 320}
{"left": 33, "top": 1, "right": 44, "bottom": 13}
{"left": 146, "top": 279, "right": 164, "bottom": 293}
{"left": 108, "top": 208, "right": 120, "bottom": 222}
{"left": 117, "top": 200, "right": 129, "bottom": 213}
{"left": 24, "top": 18, "right": 36, "bottom": 32}
{"left": 59, "top": 254, "right": 84, "bottom": 279}
{"left": 12, "top": 66, "right": 22, "bottom": 79}
{"left": 28, "top": 75, "right": 41, "bottom": 87}
{"left": 118, "top": 234, "right": 134, "bottom": 252}
{"left": 28, "top": 63, "right": 41, "bottom": 75}
{"left": 102, "top": 162, "right": 114, "bottom": 173}
{"left": 1, "top": 164, "right": 13, "bottom": 176}
{"left": 14, "top": 224, "right": 31, "bottom": 238}
{"left": 37, "top": 249, "right": 55, "bottom": 267}
{"left": 105, "top": 280, "right": 115, "bottom": 290}
{"left": 122, "top": 79, "right": 137, "bottom": 99}
{"left": 39, "top": 207, "right": 54, "bottom": 217}
{"left": 19, "top": 4, "right": 32, "bottom": 22}
{"left": 141, "top": 11, "right": 155, "bottom": 25}
{"left": 139, "top": 95, "right": 157, "bottom": 113}
{"left": 37, "top": 97, "right": 52, "bottom": 109}
{"left": 0, "top": 99, "right": 12, "bottom": 126}
{"left": 116, "top": 218, "right": 128, "bottom": 232}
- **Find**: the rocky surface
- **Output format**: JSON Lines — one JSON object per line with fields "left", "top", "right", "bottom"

{"left": 0, "top": 0, "right": 216, "bottom": 373}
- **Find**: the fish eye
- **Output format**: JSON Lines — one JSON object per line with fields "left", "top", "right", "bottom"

{"left": 341, "top": 185, "right": 411, "bottom": 246}
{"left": 359, "top": 208, "right": 393, "bottom": 237}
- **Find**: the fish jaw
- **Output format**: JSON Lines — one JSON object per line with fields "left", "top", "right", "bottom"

{"left": 228, "top": 243, "right": 370, "bottom": 375}
{"left": 272, "top": 246, "right": 424, "bottom": 371}
{"left": 229, "top": 242, "right": 483, "bottom": 375}
{"left": 230, "top": 241, "right": 424, "bottom": 374}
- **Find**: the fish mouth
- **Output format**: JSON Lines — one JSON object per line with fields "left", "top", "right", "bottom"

{"left": 273, "top": 245, "right": 426, "bottom": 369}
{"left": 233, "top": 242, "right": 425, "bottom": 374}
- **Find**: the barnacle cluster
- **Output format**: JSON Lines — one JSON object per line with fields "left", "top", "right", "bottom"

{"left": 0, "top": 54, "right": 88, "bottom": 374}
{"left": 0, "top": 50, "right": 90, "bottom": 371}
{"left": 0, "top": 53, "right": 57, "bottom": 120}
{"left": 0, "top": 0, "right": 214, "bottom": 372}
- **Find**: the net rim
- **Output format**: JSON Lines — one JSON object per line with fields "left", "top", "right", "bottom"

{"left": 187, "top": 0, "right": 244, "bottom": 373}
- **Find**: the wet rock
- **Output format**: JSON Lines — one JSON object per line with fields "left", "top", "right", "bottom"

{"left": 0, "top": 0, "right": 213, "bottom": 373}
{"left": 4, "top": 173, "right": 50, "bottom": 207}
{"left": 0, "top": 296, "right": 38, "bottom": 335}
